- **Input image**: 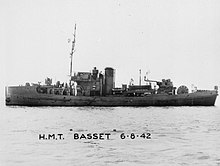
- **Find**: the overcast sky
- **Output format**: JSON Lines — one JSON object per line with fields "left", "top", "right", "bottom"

{"left": 1, "top": 0, "right": 220, "bottom": 100}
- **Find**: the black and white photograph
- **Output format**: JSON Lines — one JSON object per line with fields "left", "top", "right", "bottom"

{"left": 1, "top": 0, "right": 220, "bottom": 165}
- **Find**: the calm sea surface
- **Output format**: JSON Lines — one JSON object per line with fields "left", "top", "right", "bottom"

{"left": 0, "top": 98, "right": 220, "bottom": 166}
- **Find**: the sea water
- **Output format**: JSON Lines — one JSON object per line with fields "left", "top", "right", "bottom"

{"left": 0, "top": 98, "right": 220, "bottom": 166}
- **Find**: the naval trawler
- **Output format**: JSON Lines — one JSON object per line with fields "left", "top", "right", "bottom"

{"left": 5, "top": 25, "right": 218, "bottom": 106}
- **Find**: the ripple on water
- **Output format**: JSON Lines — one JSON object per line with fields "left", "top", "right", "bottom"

{"left": 1, "top": 106, "right": 220, "bottom": 165}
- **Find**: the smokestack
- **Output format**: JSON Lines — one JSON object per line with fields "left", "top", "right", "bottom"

{"left": 105, "top": 67, "right": 115, "bottom": 95}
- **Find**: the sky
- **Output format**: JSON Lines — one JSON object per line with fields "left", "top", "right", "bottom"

{"left": 1, "top": 0, "right": 220, "bottom": 103}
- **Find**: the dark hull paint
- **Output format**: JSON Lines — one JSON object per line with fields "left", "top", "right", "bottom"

{"left": 5, "top": 86, "right": 218, "bottom": 106}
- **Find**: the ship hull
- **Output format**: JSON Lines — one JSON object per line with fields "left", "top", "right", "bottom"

{"left": 5, "top": 86, "right": 218, "bottom": 106}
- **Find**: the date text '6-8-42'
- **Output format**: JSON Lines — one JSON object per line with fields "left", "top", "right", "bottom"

{"left": 120, "top": 133, "right": 151, "bottom": 139}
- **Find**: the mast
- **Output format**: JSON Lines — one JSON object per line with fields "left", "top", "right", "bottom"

{"left": 70, "top": 24, "right": 77, "bottom": 79}
{"left": 68, "top": 24, "right": 76, "bottom": 96}
{"left": 139, "top": 69, "right": 141, "bottom": 86}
